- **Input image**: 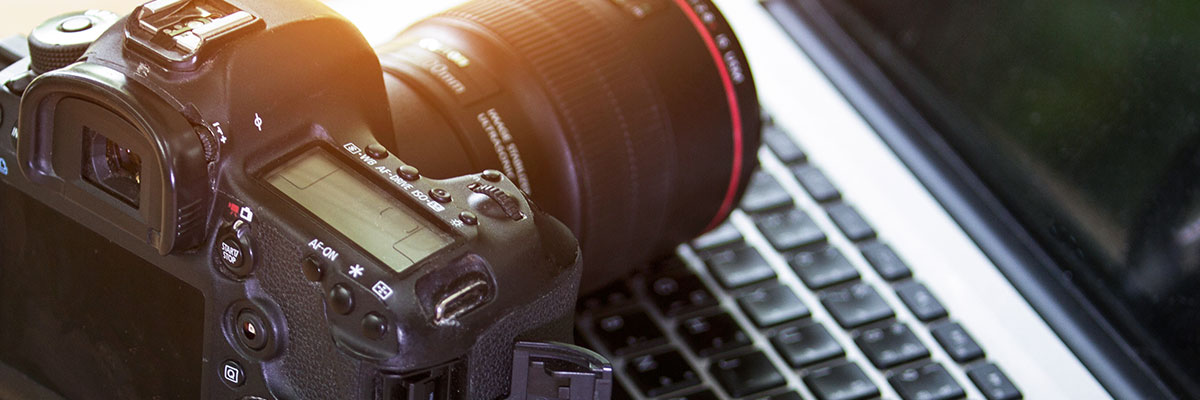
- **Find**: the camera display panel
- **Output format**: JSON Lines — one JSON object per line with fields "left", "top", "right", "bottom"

{"left": 265, "top": 148, "right": 451, "bottom": 273}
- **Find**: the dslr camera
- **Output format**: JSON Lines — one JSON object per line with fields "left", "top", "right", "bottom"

{"left": 0, "top": 0, "right": 759, "bottom": 398}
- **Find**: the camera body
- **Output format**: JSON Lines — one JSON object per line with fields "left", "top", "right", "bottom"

{"left": 0, "top": 1, "right": 607, "bottom": 399}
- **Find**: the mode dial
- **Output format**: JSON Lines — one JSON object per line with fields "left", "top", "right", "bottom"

{"left": 27, "top": 10, "right": 119, "bottom": 75}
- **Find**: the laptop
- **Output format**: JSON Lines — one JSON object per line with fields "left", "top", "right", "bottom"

{"left": 571, "top": 0, "right": 1198, "bottom": 399}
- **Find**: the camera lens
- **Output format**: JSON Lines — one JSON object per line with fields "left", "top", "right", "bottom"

{"left": 376, "top": 0, "right": 760, "bottom": 287}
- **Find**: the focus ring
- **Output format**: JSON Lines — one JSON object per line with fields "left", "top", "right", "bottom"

{"left": 441, "top": 0, "right": 674, "bottom": 270}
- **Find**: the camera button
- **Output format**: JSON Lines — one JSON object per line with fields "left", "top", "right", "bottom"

{"left": 362, "top": 312, "right": 388, "bottom": 340}
{"left": 365, "top": 144, "right": 389, "bottom": 159}
{"left": 57, "top": 17, "right": 93, "bottom": 33}
{"left": 397, "top": 165, "right": 421, "bottom": 181}
{"left": 219, "top": 238, "right": 246, "bottom": 270}
{"left": 221, "top": 360, "right": 246, "bottom": 387}
{"left": 301, "top": 257, "right": 324, "bottom": 282}
{"left": 430, "top": 188, "right": 452, "bottom": 203}
{"left": 481, "top": 169, "right": 503, "bottom": 182}
{"left": 459, "top": 211, "right": 479, "bottom": 226}
{"left": 328, "top": 284, "right": 355, "bottom": 315}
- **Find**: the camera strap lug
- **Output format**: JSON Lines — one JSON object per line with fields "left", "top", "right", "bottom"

{"left": 506, "top": 341, "right": 613, "bottom": 400}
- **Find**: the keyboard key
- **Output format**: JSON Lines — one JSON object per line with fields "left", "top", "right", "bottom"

{"left": 704, "top": 246, "right": 776, "bottom": 289}
{"left": 692, "top": 220, "right": 744, "bottom": 251}
{"left": 646, "top": 268, "right": 718, "bottom": 317}
{"left": 966, "top": 363, "right": 1022, "bottom": 400}
{"left": 678, "top": 313, "right": 752, "bottom": 357}
{"left": 821, "top": 283, "right": 895, "bottom": 329}
{"left": 804, "top": 362, "right": 880, "bottom": 400}
{"left": 627, "top": 350, "right": 702, "bottom": 397}
{"left": 578, "top": 281, "right": 633, "bottom": 311}
{"left": 856, "top": 322, "right": 929, "bottom": 369}
{"left": 860, "top": 242, "right": 912, "bottom": 281}
{"left": 738, "top": 284, "right": 810, "bottom": 327}
{"left": 931, "top": 323, "right": 985, "bottom": 362}
{"left": 826, "top": 204, "right": 876, "bottom": 241}
{"left": 890, "top": 363, "right": 965, "bottom": 400}
{"left": 791, "top": 165, "right": 841, "bottom": 203}
{"left": 763, "top": 125, "right": 807, "bottom": 164}
{"left": 771, "top": 323, "right": 843, "bottom": 368}
{"left": 592, "top": 310, "right": 666, "bottom": 355}
{"left": 710, "top": 352, "right": 787, "bottom": 397}
{"left": 662, "top": 390, "right": 719, "bottom": 400}
{"left": 895, "top": 281, "right": 948, "bottom": 322}
{"left": 755, "top": 208, "right": 826, "bottom": 251}
{"left": 789, "top": 246, "right": 860, "bottom": 289}
{"left": 762, "top": 392, "right": 803, "bottom": 400}
{"left": 741, "top": 171, "right": 794, "bottom": 213}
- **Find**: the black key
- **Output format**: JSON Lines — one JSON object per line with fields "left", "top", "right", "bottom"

{"left": 646, "top": 268, "right": 718, "bottom": 317}
{"left": 804, "top": 362, "right": 880, "bottom": 400}
{"left": 592, "top": 310, "right": 666, "bottom": 355}
{"left": 678, "top": 313, "right": 752, "bottom": 357}
{"left": 710, "top": 352, "right": 787, "bottom": 398}
{"left": 826, "top": 204, "right": 876, "bottom": 241}
{"left": 789, "top": 246, "right": 860, "bottom": 290}
{"left": 860, "top": 242, "right": 912, "bottom": 281}
{"left": 579, "top": 280, "right": 633, "bottom": 311}
{"left": 890, "top": 363, "right": 966, "bottom": 400}
{"left": 931, "top": 323, "right": 985, "bottom": 362}
{"left": 895, "top": 281, "right": 948, "bottom": 322}
{"left": 704, "top": 246, "right": 776, "bottom": 289}
{"left": 856, "top": 322, "right": 929, "bottom": 369}
{"left": 738, "top": 284, "right": 810, "bottom": 327}
{"left": 662, "top": 390, "right": 719, "bottom": 400}
{"left": 820, "top": 283, "right": 895, "bottom": 329}
{"left": 967, "top": 363, "right": 1022, "bottom": 400}
{"left": 763, "top": 393, "right": 803, "bottom": 400}
{"left": 741, "top": 171, "right": 794, "bottom": 213}
{"left": 755, "top": 208, "right": 826, "bottom": 251}
{"left": 627, "top": 350, "right": 702, "bottom": 397}
{"left": 692, "top": 220, "right": 744, "bottom": 251}
{"left": 763, "top": 125, "right": 807, "bottom": 164}
{"left": 791, "top": 165, "right": 841, "bottom": 203}
{"left": 771, "top": 323, "right": 843, "bottom": 368}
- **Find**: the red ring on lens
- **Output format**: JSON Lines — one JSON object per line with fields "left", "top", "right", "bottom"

{"left": 671, "top": 0, "right": 746, "bottom": 232}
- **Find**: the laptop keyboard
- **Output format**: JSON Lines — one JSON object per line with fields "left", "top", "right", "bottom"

{"left": 574, "top": 117, "right": 1023, "bottom": 400}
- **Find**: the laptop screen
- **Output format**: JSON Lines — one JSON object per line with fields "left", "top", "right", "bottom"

{"left": 825, "top": 0, "right": 1200, "bottom": 394}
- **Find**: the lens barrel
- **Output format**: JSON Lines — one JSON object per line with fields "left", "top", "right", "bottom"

{"left": 377, "top": 0, "right": 760, "bottom": 288}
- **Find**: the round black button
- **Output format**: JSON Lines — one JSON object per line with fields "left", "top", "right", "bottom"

{"left": 397, "top": 165, "right": 420, "bottom": 181}
{"left": 362, "top": 312, "right": 388, "bottom": 340}
{"left": 481, "top": 169, "right": 503, "bottom": 182}
{"left": 234, "top": 310, "right": 269, "bottom": 351}
{"left": 365, "top": 144, "right": 389, "bottom": 159}
{"left": 221, "top": 360, "right": 245, "bottom": 387}
{"left": 459, "top": 211, "right": 479, "bottom": 226}
{"left": 328, "top": 284, "right": 355, "bottom": 315}
{"left": 430, "top": 188, "right": 452, "bottom": 203}
{"left": 301, "top": 257, "right": 324, "bottom": 282}
{"left": 219, "top": 237, "right": 245, "bottom": 270}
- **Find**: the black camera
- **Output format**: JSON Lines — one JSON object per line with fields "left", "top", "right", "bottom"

{"left": 0, "top": 0, "right": 759, "bottom": 398}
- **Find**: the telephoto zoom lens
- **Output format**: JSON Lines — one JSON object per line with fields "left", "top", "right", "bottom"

{"left": 376, "top": 0, "right": 760, "bottom": 289}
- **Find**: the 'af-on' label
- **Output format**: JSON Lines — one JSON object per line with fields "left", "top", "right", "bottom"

{"left": 308, "top": 239, "right": 340, "bottom": 262}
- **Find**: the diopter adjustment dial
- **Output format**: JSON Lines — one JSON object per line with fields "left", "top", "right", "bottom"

{"left": 467, "top": 182, "right": 524, "bottom": 221}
